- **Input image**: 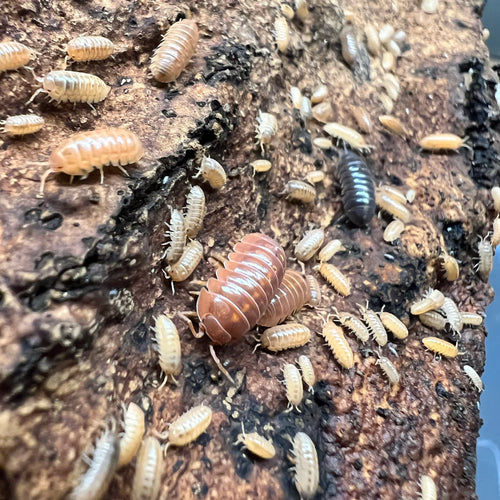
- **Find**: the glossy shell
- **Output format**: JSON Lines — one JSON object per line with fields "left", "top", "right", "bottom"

{"left": 438, "top": 297, "right": 463, "bottom": 333}
{"left": 152, "top": 315, "right": 182, "bottom": 381}
{"left": 184, "top": 185, "right": 206, "bottom": 238}
{"left": 318, "top": 239, "right": 345, "bottom": 261}
{"left": 166, "top": 240, "right": 203, "bottom": 282}
{"left": 131, "top": 437, "right": 163, "bottom": 500}
{"left": 379, "top": 311, "right": 408, "bottom": 339}
{"left": 118, "top": 403, "right": 145, "bottom": 467}
{"left": 298, "top": 354, "right": 316, "bottom": 391}
{"left": 316, "top": 262, "right": 351, "bottom": 296}
{"left": 283, "top": 179, "right": 316, "bottom": 203}
{"left": 260, "top": 323, "right": 311, "bottom": 352}
{"left": 198, "top": 157, "right": 227, "bottom": 189}
{"left": 237, "top": 430, "right": 275, "bottom": 459}
{"left": 168, "top": 405, "right": 212, "bottom": 446}
{"left": 2, "top": 114, "right": 44, "bottom": 135}
{"left": 422, "top": 337, "right": 459, "bottom": 358}
{"left": 375, "top": 191, "right": 412, "bottom": 223}
{"left": 295, "top": 229, "right": 325, "bottom": 261}
{"left": 0, "top": 41, "right": 33, "bottom": 71}
{"left": 291, "top": 432, "right": 319, "bottom": 499}
{"left": 383, "top": 219, "right": 405, "bottom": 243}
{"left": 335, "top": 311, "right": 370, "bottom": 343}
{"left": 420, "top": 475, "right": 437, "bottom": 500}
{"left": 163, "top": 209, "right": 186, "bottom": 263}
{"left": 283, "top": 363, "right": 303, "bottom": 408}
{"left": 322, "top": 321, "right": 354, "bottom": 369}
{"left": 463, "top": 365, "right": 484, "bottom": 392}
{"left": 305, "top": 274, "right": 321, "bottom": 306}
{"left": 376, "top": 356, "right": 400, "bottom": 385}
{"left": 324, "top": 122, "right": 370, "bottom": 150}
{"left": 419, "top": 133, "right": 465, "bottom": 151}
{"left": 67, "top": 36, "right": 114, "bottom": 61}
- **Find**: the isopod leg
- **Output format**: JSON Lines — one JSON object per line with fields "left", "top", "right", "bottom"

{"left": 210, "top": 344, "right": 235, "bottom": 384}
{"left": 26, "top": 87, "right": 46, "bottom": 105}
{"left": 177, "top": 311, "right": 205, "bottom": 339}
{"left": 39, "top": 168, "right": 53, "bottom": 194}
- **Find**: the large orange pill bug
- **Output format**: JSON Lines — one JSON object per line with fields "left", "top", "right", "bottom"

{"left": 150, "top": 19, "right": 199, "bottom": 83}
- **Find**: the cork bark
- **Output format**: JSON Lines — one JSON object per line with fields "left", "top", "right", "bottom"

{"left": 0, "top": 0, "right": 497, "bottom": 498}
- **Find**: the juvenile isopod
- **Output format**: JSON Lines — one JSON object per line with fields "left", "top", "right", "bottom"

{"left": 300, "top": 96, "right": 313, "bottom": 120}
{"left": 67, "top": 36, "right": 114, "bottom": 62}
{"left": 281, "top": 3, "right": 295, "bottom": 20}
{"left": 365, "top": 24, "right": 381, "bottom": 57}
{"left": 410, "top": 288, "right": 445, "bottom": 315}
{"left": 297, "top": 355, "right": 316, "bottom": 392}
{"left": 380, "top": 93, "right": 394, "bottom": 113}
{"left": 463, "top": 365, "right": 484, "bottom": 392}
{"left": 311, "top": 84, "right": 328, "bottom": 103}
{"left": 381, "top": 51, "right": 396, "bottom": 72}
{"left": 321, "top": 321, "right": 354, "bottom": 369}
{"left": 460, "top": 311, "right": 483, "bottom": 326}
{"left": 295, "top": 228, "right": 325, "bottom": 261}
{"left": 323, "top": 122, "right": 372, "bottom": 151}
{"left": 378, "top": 24, "right": 395, "bottom": 45}
{"left": 315, "top": 262, "right": 350, "bottom": 296}
{"left": 251, "top": 159, "right": 272, "bottom": 174}
{"left": 184, "top": 185, "right": 206, "bottom": 238}
{"left": 1, "top": 114, "right": 44, "bottom": 136}
{"left": 438, "top": 297, "right": 463, "bottom": 333}
{"left": 359, "top": 305, "right": 387, "bottom": 346}
{"left": 491, "top": 186, "right": 500, "bottom": 212}
{"left": 274, "top": 17, "right": 290, "bottom": 53}
{"left": 195, "top": 156, "right": 227, "bottom": 189}
{"left": 379, "top": 115, "right": 408, "bottom": 137}
{"left": 305, "top": 275, "right": 322, "bottom": 306}
{"left": 167, "top": 405, "right": 212, "bottom": 447}
{"left": 379, "top": 310, "right": 408, "bottom": 339}
{"left": 419, "top": 310, "right": 447, "bottom": 330}
{"left": 378, "top": 185, "right": 407, "bottom": 204}
{"left": 318, "top": 239, "right": 345, "bottom": 262}
{"left": 290, "top": 432, "right": 319, "bottom": 500}
{"left": 150, "top": 19, "right": 199, "bottom": 83}
{"left": 118, "top": 402, "right": 145, "bottom": 467}
{"left": 305, "top": 170, "right": 325, "bottom": 184}
{"left": 334, "top": 310, "right": 370, "bottom": 343}
{"left": 282, "top": 179, "right": 316, "bottom": 203}
{"left": 131, "top": 437, "right": 163, "bottom": 500}
{"left": 39, "top": 128, "right": 144, "bottom": 194}
{"left": 256, "top": 111, "right": 278, "bottom": 151}
{"left": 477, "top": 236, "right": 493, "bottom": 281}
{"left": 28, "top": 70, "right": 110, "bottom": 105}
{"left": 406, "top": 188, "right": 416, "bottom": 203}
{"left": 419, "top": 133, "right": 469, "bottom": 152}
{"left": 340, "top": 23, "right": 358, "bottom": 67}
{"left": 421, "top": 0, "right": 439, "bottom": 14}
{"left": 440, "top": 252, "right": 459, "bottom": 281}
{"left": 152, "top": 315, "right": 182, "bottom": 384}
{"left": 375, "top": 191, "right": 412, "bottom": 223}
{"left": 351, "top": 106, "right": 373, "bottom": 133}
{"left": 393, "top": 30, "right": 407, "bottom": 45}
{"left": 382, "top": 73, "right": 400, "bottom": 101}
{"left": 283, "top": 363, "right": 304, "bottom": 410}
{"left": 0, "top": 41, "right": 35, "bottom": 72}
{"left": 383, "top": 219, "right": 405, "bottom": 243}
{"left": 70, "top": 427, "right": 119, "bottom": 500}
{"left": 422, "top": 337, "right": 459, "bottom": 358}
{"left": 420, "top": 475, "right": 437, "bottom": 500}
{"left": 376, "top": 354, "right": 400, "bottom": 385}
{"left": 162, "top": 209, "right": 186, "bottom": 263}
{"left": 258, "top": 269, "right": 311, "bottom": 326}
{"left": 313, "top": 137, "right": 333, "bottom": 149}
{"left": 236, "top": 424, "right": 275, "bottom": 459}
{"left": 259, "top": 323, "right": 311, "bottom": 352}
{"left": 295, "top": 0, "right": 309, "bottom": 21}
{"left": 312, "top": 101, "right": 333, "bottom": 123}
{"left": 336, "top": 151, "right": 376, "bottom": 226}
{"left": 165, "top": 240, "right": 203, "bottom": 282}
{"left": 492, "top": 216, "right": 500, "bottom": 248}
{"left": 290, "top": 86, "right": 302, "bottom": 109}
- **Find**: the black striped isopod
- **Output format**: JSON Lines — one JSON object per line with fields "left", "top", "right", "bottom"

{"left": 336, "top": 151, "right": 376, "bottom": 226}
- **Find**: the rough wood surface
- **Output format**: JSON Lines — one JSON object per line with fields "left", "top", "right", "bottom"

{"left": 0, "top": 0, "right": 497, "bottom": 499}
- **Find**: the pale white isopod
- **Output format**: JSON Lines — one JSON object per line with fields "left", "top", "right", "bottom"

{"left": 420, "top": 474, "right": 437, "bottom": 500}
{"left": 295, "top": 228, "right": 325, "bottom": 261}
{"left": 291, "top": 432, "right": 319, "bottom": 500}
{"left": 184, "top": 185, "right": 206, "bottom": 238}
{"left": 298, "top": 354, "right": 316, "bottom": 392}
{"left": 463, "top": 365, "right": 484, "bottom": 392}
{"left": 283, "top": 363, "right": 304, "bottom": 409}
{"left": 131, "top": 437, "right": 163, "bottom": 500}
{"left": 376, "top": 355, "right": 399, "bottom": 385}
{"left": 118, "top": 402, "right": 145, "bottom": 468}
{"left": 318, "top": 239, "right": 345, "bottom": 262}
{"left": 152, "top": 315, "right": 182, "bottom": 384}
{"left": 162, "top": 209, "right": 186, "bottom": 263}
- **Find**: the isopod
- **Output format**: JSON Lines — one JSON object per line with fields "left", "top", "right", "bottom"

{"left": 298, "top": 354, "right": 316, "bottom": 392}
{"left": 393, "top": 30, "right": 407, "bottom": 44}
{"left": 152, "top": 315, "right": 182, "bottom": 384}
{"left": 378, "top": 24, "right": 395, "bottom": 45}
{"left": 375, "top": 191, "right": 412, "bottom": 223}
{"left": 381, "top": 51, "right": 396, "bottom": 72}
{"left": 305, "top": 170, "right": 325, "bottom": 184}
{"left": 376, "top": 354, "right": 400, "bottom": 385}
{"left": 379, "top": 310, "right": 408, "bottom": 339}
{"left": 406, "top": 189, "right": 416, "bottom": 203}
{"left": 118, "top": 402, "right": 145, "bottom": 467}
{"left": 1, "top": 114, "right": 44, "bottom": 136}
{"left": 460, "top": 311, "right": 483, "bottom": 326}
{"left": 162, "top": 209, "right": 186, "bottom": 263}
{"left": 438, "top": 297, "right": 463, "bottom": 333}
{"left": 321, "top": 321, "right": 354, "bottom": 369}
{"left": 421, "top": 0, "right": 439, "bottom": 14}
{"left": 295, "top": 228, "right": 325, "bottom": 261}
{"left": 295, "top": 0, "right": 309, "bottom": 21}
{"left": 365, "top": 24, "right": 381, "bottom": 57}
{"left": 67, "top": 36, "right": 114, "bottom": 62}
{"left": 236, "top": 424, "right": 275, "bottom": 459}
{"left": 419, "top": 310, "right": 447, "bottom": 330}
{"left": 300, "top": 96, "right": 313, "bottom": 120}
{"left": 491, "top": 186, "right": 500, "bottom": 212}
{"left": 383, "top": 219, "right": 405, "bottom": 243}
{"left": 131, "top": 437, "right": 163, "bottom": 500}
{"left": 422, "top": 337, "right": 459, "bottom": 358}
{"left": 251, "top": 159, "right": 272, "bottom": 173}
{"left": 0, "top": 41, "right": 34, "bottom": 72}
{"left": 188, "top": 233, "right": 286, "bottom": 344}
{"left": 258, "top": 269, "right": 311, "bottom": 326}
{"left": 313, "top": 137, "right": 333, "bottom": 149}
{"left": 39, "top": 128, "right": 144, "bottom": 194}
{"left": 290, "top": 86, "right": 302, "bottom": 109}
{"left": 419, "top": 133, "right": 469, "bottom": 151}
{"left": 28, "top": 70, "right": 110, "bottom": 104}
{"left": 440, "top": 252, "right": 459, "bottom": 281}
{"left": 380, "top": 93, "right": 394, "bottom": 113}
{"left": 492, "top": 216, "right": 500, "bottom": 248}
{"left": 318, "top": 239, "right": 345, "bottom": 262}
{"left": 463, "top": 365, "right": 484, "bottom": 392}
{"left": 351, "top": 106, "right": 373, "bottom": 133}
{"left": 168, "top": 405, "right": 212, "bottom": 447}
{"left": 274, "top": 17, "right": 290, "bottom": 53}
{"left": 305, "top": 275, "right": 321, "bottom": 306}
{"left": 340, "top": 23, "right": 358, "bottom": 67}
{"left": 359, "top": 305, "right": 388, "bottom": 346}
{"left": 477, "top": 236, "right": 493, "bottom": 281}
{"left": 70, "top": 427, "right": 119, "bottom": 500}
{"left": 256, "top": 111, "right": 278, "bottom": 150}
{"left": 311, "top": 84, "right": 328, "bottom": 103}
{"left": 165, "top": 240, "right": 203, "bottom": 282}
{"left": 336, "top": 150, "right": 376, "bottom": 226}
{"left": 150, "top": 19, "right": 199, "bottom": 83}
{"left": 378, "top": 185, "right": 407, "bottom": 204}
{"left": 323, "top": 122, "right": 372, "bottom": 150}
{"left": 382, "top": 73, "right": 400, "bottom": 101}
{"left": 312, "top": 101, "right": 333, "bottom": 123}
{"left": 259, "top": 323, "right": 311, "bottom": 352}
{"left": 410, "top": 288, "right": 445, "bottom": 315}
{"left": 195, "top": 156, "right": 227, "bottom": 189}
{"left": 283, "top": 363, "right": 304, "bottom": 409}
{"left": 184, "top": 185, "right": 206, "bottom": 238}
{"left": 282, "top": 179, "right": 317, "bottom": 203}
{"left": 334, "top": 310, "right": 370, "bottom": 343}
{"left": 281, "top": 3, "right": 295, "bottom": 20}
{"left": 315, "top": 262, "right": 351, "bottom": 296}
{"left": 420, "top": 475, "right": 437, "bottom": 500}
{"left": 291, "top": 432, "right": 319, "bottom": 500}
{"left": 379, "top": 115, "right": 408, "bottom": 137}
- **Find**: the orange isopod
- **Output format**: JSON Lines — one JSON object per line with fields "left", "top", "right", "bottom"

{"left": 315, "top": 262, "right": 350, "bottom": 296}
{"left": 419, "top": 133, "right": 469, "bottom": 151}
{"left": 67, "top": 36, "right": 115, "bottom": 62}
{"left": 422, "top": 336, "right": 459, "bottom": 358}
{"left": 150, "top": 19, "right": 199, "bottom": 83}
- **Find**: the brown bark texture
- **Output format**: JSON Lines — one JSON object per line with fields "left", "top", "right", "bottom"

{"left": 0, "top": 0, "right": 498, "bottom": 499}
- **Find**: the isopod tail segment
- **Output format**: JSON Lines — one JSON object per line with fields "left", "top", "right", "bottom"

{"left": 177, "top": 311, "right": 235, "bottom": 384}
